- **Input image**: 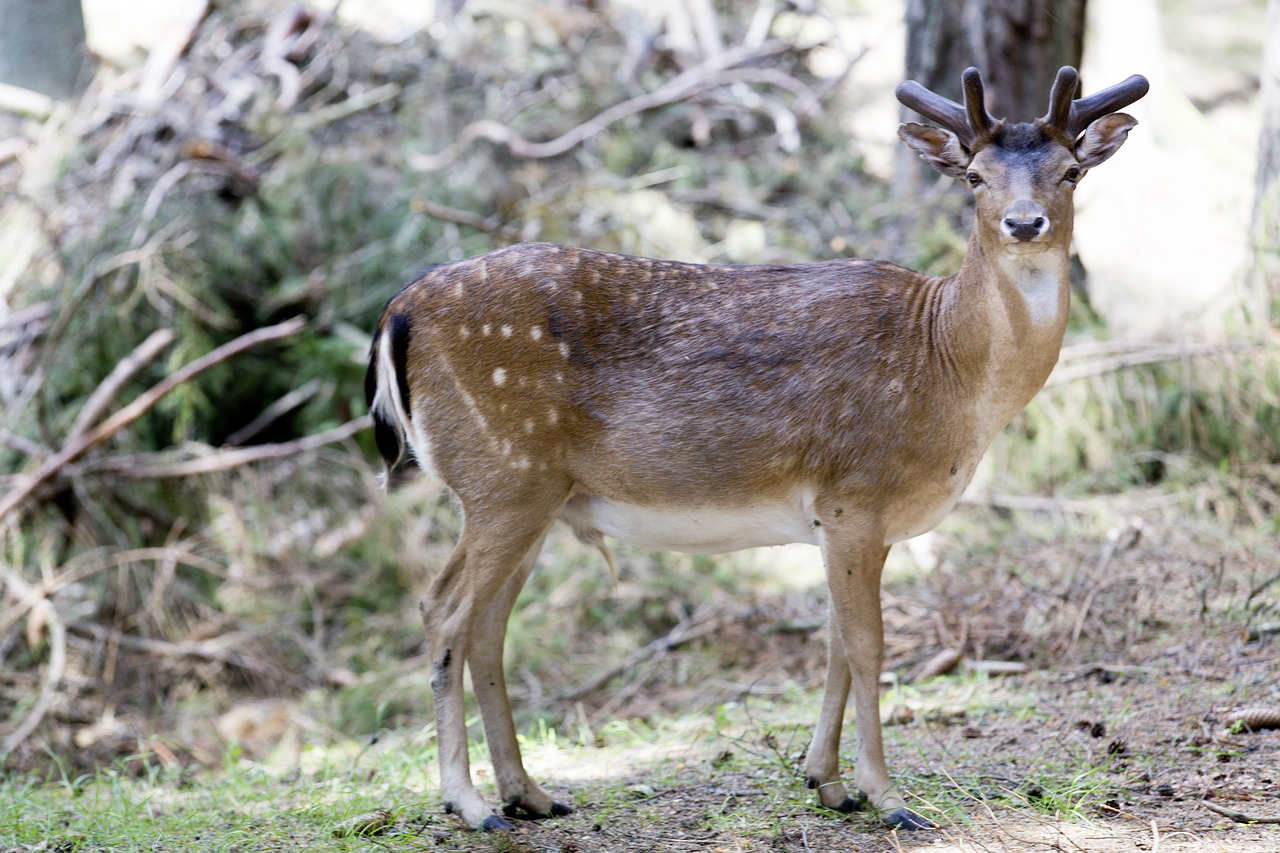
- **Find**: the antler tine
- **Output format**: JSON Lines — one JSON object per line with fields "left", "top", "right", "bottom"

{"left": 895, "top": 80, "right": 971, "bottom": 143}
{"left": 1066, "top": 73, "right": 1150, "bottom": 137}
{"left": 961, "top": 67, "right": 996, "bottom": 141}
{"left": 895, "top": 67, "right": 997, "bottom": 147}
{"left": 1041, "top": 66, "right": 1079, "bottom": 132}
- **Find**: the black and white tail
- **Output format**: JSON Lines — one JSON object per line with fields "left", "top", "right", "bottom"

{"left": 364, "top": 313, "right": 414, "bottom": 482}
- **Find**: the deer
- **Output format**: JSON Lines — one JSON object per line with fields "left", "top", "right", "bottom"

{"left": 364, "top": 65, "right": 1149, "bottom": 832}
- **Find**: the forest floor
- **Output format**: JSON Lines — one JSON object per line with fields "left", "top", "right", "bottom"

{"left": 5, "top": 515, "right": 1278, "bottom": 852}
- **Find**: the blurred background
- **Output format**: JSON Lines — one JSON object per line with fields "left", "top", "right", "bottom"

{"left": 1, "top": 0, "right": 1277, "bottom": 776}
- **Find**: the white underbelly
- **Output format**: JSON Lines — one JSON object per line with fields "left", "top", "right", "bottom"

{"left": 561, "top": 493, "right": 820, "bottom": 555}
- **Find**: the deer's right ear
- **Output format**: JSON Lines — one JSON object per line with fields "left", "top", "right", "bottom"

{"left": 898, "top": 122, "right": 970, "bottom": 178}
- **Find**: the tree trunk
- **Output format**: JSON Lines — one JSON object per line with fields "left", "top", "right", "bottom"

{"left": 1252, "top": 0, "right": 1280, "bottom": 325}
{"left": 0, "top": 0, "right": 88, "bottom": 99}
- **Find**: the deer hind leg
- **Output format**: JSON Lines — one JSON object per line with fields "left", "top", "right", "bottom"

{"left": 422, "top": 499, "right": 565, "bottom": 831}
{"left": 468, "top": 534, "right": 573, "bottom": 821}
{"left": 820, "top": 531, "right": 933, "bottom": 830}
{"left": 803, "top": 611, "right": 864, "bottom": 813}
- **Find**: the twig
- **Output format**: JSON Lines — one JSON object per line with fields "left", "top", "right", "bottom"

{"left": 224, "top": 378, "right": 323, "bottom": 446}
{"left": 556, "top": 610, "right": 724, "bottom": 702}
{"left": 64, "top": 619, "right": 286, "bottom": 683}
{"left": 410, "top": 40, "right": 789, "bottom": 171}
{"left": 0, "top": 569, "right": 66, "bottom": 755}
{"left": 0, "top": 317, "right": 306, "bottom": 522}
{"left": 80, "top": 415, "right": 370, "bottom": 479}
{"left": 1200, "top": 799, "right": 1280, "bottom": 824}
{"left": 1045, "top": 340, "right": 1275, "bottom": 387}
{"left": 410, "top": 197, "right": 522, "bottom": 240}
{"left": 66, "top": 328, "right": 177, "bottom": 441}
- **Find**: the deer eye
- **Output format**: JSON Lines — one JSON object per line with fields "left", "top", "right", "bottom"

{"left": 1063, "top": 166, "right": 1082, "bottom": 185}
{"left": 965, "top": 171, "right": 983, "bottom": 188}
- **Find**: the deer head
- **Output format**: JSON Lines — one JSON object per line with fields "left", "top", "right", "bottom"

{"left": 897, "top": 67, "right": 1149, "bottom": 256}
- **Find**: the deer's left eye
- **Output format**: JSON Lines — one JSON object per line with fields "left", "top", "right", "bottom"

{"left": 1063, "top": 166, "right": 1082, "bottom": 185}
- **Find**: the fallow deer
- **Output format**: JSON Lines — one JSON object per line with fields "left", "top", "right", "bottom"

{"left": 366, "top": 66, "right": 1148, "bottom": 831}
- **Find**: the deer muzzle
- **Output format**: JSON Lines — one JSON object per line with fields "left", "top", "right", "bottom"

{"left": 1000, "top": 200, "right": 1050, "bottom": 244}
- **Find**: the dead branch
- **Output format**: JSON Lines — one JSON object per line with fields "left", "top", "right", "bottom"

{"left": 224, "top": 377, "right": 323, "bottom": 446}
{"left": 410, "top": 197, "right": 523, "bottom": 240}
{"left": 1200, "top": 799, "right": 1280, "bottom": 824}
{"left": 410, "top": 40, "right": 790, "bottom": 172}
{"left": 556, "top": 610, "right": 725, "bottom": 703}
{"left": 65, "top": 618, "right": 288, "bottom": 685}
{"left": 1045, "top": 340, "right": 1275, "bottom": 387}
{"left": 66, "top": 328, "right": 177, "bottom": 442}
{"left": 80, "top": 415, "right": 370, "bottom": 479}
{"left": 0, "top": 568, "right": 67, "bottom": 755}
{"left": 0, "top": 317, "right": 307, "bottom": 522}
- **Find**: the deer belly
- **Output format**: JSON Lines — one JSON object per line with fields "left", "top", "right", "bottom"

{"left": 561, "top": 494, "right": 820, "bottom": 555}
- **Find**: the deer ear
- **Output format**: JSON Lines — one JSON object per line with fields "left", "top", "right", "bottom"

{"left": 898, "top": 122, "right": 970, "bottom": 178}
{"left": 1074, "top": 113, "right": 1138, "bottom": 169}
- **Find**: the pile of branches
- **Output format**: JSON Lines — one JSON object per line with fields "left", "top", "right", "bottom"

{"left": 0, "top": 0, "right": 860, "bottom": 771}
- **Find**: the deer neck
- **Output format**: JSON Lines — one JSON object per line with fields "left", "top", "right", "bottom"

{"left": 956, "top": 227, "right": 1071, "bottom": 421}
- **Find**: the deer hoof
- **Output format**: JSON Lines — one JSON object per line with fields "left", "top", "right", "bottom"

{"left": 480, "top": 815, "right": 515, "bottom": 832}
{"left": 882, "top": 807, "right": 934, "bottom": 830}
{"left": 831, "top": 794, "right": 867, "bottom": 814}
{"left": 501, "top": 798, "right": 574, "bottom": 820}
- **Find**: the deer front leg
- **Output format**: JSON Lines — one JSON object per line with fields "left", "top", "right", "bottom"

{"left": 821, "top": 529, "right": 933, "bottom": 830}
{"left": 468, "top": 537, "right": 573, "bottom": 821}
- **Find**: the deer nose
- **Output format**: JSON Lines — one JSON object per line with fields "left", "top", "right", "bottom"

{"left": 1001, "top": 201, "right": 1049, "bottom": 242}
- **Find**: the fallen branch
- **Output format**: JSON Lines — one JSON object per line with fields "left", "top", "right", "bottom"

{"left": 0, "top": 569, "right": 67, "bottom": 756}
{"left": 224, "top": 377, "right": 323, "bottom": 446}
{"left": 66, "top": 328, "right": 177, "bottom": 441}
{"left": 1200, "top": 799, "right": 1280, "bottom": 824}
{"left": 1046, "top": 340, "right": 1274, "bottom": 387}
{"left": 0, "top": 316, "right": 306, "bottom": 522}
{"left": 81, "top": 415, "right": 371, "bottom": 479}
{"left": 410, "top": 40, "right": 789, "bottom": 171}
{"left": 556, "top": 610, "right": 724, "bottom": 703}
{"left": 65, "top": 618, "right": 287, "bottom": 684}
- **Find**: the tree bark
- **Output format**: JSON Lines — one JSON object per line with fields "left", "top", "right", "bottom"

{"left": 0, "top": 0, "right": 88, "bottom": 99}
{"left": 1252, "top": 0, "right": 1280, "bottom": 325}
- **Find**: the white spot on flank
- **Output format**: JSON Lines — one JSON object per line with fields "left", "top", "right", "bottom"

{"left": 530, "top": 326, "right": 543, "bottom": 341}
{"left": 453, "top": 280, "right": 465, "bottom": 298}
{"left": 460, "top": 325, "right": 471, "bottom": 339}
{"left": 547, "top": 408, "right": 559, "bottom": 425}
{"left": 558, "top": 342, "right": 570, "bottom": 358}
{"left": 482, "top": 323, "right": 492, "bottom": 336}
{"left": 501, "top": 324, "right": 513, "bottom": 337}
{"left": 493, "top": 367, "right": 507, "bottom": 386}
{"left": 524, "top": 418, "right": 535, "bottom": 434}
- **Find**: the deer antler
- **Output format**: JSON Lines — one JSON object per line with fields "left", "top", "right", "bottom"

{"left": 1040, "top": 67, "right": 1150, "bottom": 138}
{"left": 1041, "top": 66, "right": 1079, "bottom": 132}
{"left": 895, "top": 66, "right": 996, "bottom": 148}
{"left": 1064, "top": 73, "right": 1150, "bottom": 137}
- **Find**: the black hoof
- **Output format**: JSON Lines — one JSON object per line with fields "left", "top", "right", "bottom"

{"left": 501, "top": 799, "right": 574, "bottom": 820}
{"left": 882, "top": 807, "right": 934, "bottom": 830}
{"left": 480, "top": 815, "right": 515, "bottom": 832}
{"left": 832, "top": 794, "right": 867, "bottom": 814}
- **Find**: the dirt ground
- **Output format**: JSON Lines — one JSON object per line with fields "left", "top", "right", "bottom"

{"left": 392, "top": 515, "right": 1280, "bottom": 853}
